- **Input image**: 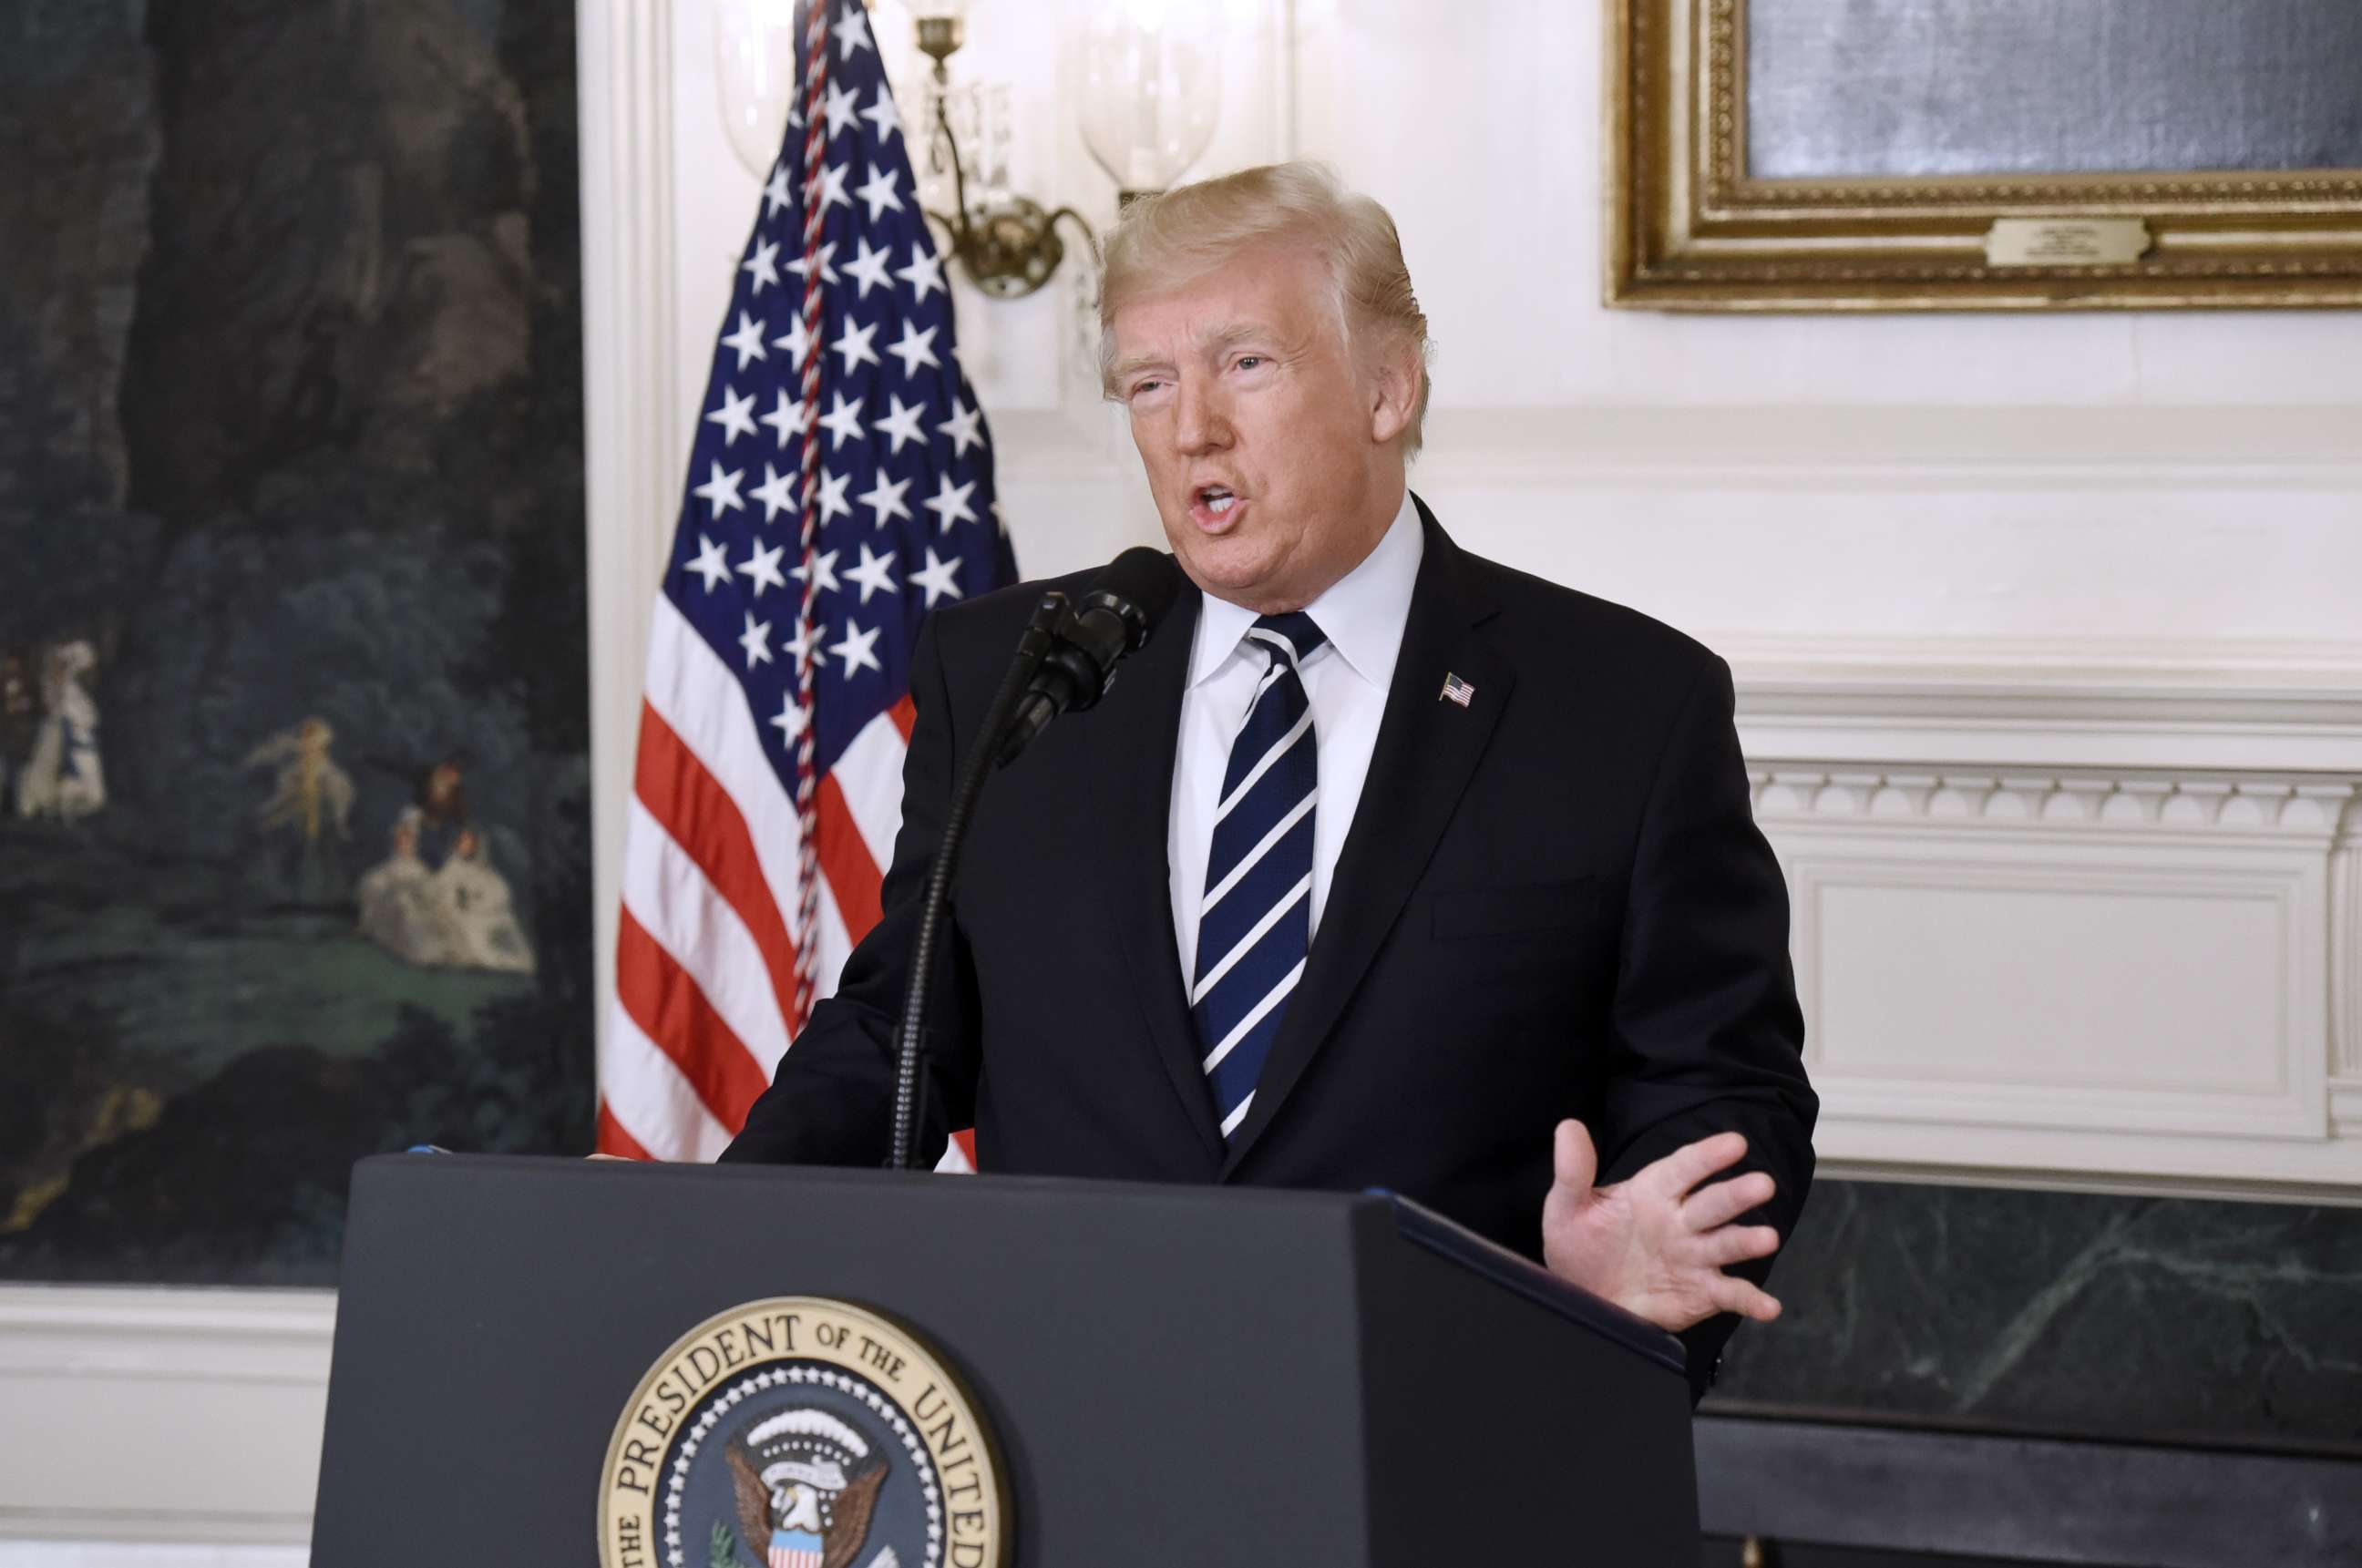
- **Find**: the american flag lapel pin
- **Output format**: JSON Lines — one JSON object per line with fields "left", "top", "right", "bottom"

{"left": 1440, "top": 671, "right": 1475, "bottom": 707}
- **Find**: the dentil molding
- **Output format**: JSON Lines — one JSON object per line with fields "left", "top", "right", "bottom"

{"left": 1750, "top": 766, "right": 2358, "bottom": 836}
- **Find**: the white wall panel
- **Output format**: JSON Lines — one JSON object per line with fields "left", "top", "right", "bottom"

{"left": 1758, "top": 768, "right": 2357, "bottom": 1184}
{"left": 1813, "top": 876, "right": 2288, "bottom": 1097}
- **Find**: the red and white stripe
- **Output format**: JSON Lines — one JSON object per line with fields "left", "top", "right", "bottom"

{"left": 599, "top": 599, "right": 973, "bottom": 1169}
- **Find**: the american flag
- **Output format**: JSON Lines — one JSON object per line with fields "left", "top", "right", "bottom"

{"left": 600, "top": 0, "right": 1014, "bottom": 1162}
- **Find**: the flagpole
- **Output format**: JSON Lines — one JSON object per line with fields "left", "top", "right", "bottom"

{"left": 789, "top": 0, "right": 832, "bottom": 1035}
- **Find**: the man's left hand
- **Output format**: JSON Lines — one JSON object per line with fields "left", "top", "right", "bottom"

{"left": 1540, "top": 1120, "right": 1783, "bottom": 1334}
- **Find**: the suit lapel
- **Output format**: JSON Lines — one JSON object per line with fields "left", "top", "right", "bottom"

{"left": 1219, "top": 501, "right": 1513, "bottom": 1175}
{"left": 1096, "top": 575, "right": 1228, "bottom": 1165}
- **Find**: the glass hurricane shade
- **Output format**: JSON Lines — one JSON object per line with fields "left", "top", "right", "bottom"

{"left": 1079, "top": 1, "right": 1222, "bottom": 199}
{"left": 714, "top": 0, "right": 802, "bottom": 179}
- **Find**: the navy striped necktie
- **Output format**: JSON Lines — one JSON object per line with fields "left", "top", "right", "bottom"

{"left": 1193, "top": 611, "right": 1326, "bottom": 1141}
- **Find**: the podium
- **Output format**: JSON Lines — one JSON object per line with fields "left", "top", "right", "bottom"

{"left": 312, "top": 1153, "right": 1700, "bottom": 1565}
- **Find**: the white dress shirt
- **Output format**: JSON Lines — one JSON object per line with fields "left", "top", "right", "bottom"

{"left": 1167, "top": 491, "right": 1424, "bottom": 982}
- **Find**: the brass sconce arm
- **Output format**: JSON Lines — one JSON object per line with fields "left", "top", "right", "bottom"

{"left": 914, "top": 26, "right": 1095, "bottom": 301}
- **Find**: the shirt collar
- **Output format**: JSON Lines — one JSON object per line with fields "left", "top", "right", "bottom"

{"left": 1188, "top": 490, "right": 1425, "bottom": 690}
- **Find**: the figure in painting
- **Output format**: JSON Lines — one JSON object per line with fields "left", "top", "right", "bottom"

{"left": 412, "top": 753, "right": 471, "bottom": 869}
{"left": 248, "top": 716, "right": 356, "bottom": 841}
{"left": 429, "top": 827, "right": 536, "bottom": 974}
{"left": 354, "top": 809, "right": 450, "bottom": 967}
{"left": 355, "top": 814, "right": 534, "bottom": 975}
{"left": 0, "top": 651, "right": 35, "bottom": 814}
{"left": 15, "top": 641, "right": 106, "bottom": 822}
{"left": 244, "top": 715, "right": 356, "bottom": 904}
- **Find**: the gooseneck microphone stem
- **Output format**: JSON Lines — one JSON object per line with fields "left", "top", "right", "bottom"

{"left": 889, "top": 590, "right": 1069, "bottom": 1172}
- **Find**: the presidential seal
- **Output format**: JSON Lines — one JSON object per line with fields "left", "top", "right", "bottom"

{"left": 599, "top": 1296, "right": 1008, "bottom": 1568}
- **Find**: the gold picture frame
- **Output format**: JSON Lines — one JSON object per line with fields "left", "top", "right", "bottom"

{"left": 1606, "top": 0, "right": 2362, "bottom": 311}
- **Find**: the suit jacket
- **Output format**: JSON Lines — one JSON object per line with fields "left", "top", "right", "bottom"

{"left": 724, "top": 497, "right": 1817, "bottom": 1399}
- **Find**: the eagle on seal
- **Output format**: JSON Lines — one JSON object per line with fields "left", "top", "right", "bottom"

{"left": 726, "top": 1409, "right": 887, "bottom": 1568}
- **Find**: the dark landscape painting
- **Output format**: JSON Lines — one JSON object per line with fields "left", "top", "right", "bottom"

{"left": 0, "top": 0, "right": 592, "bottom": 1285}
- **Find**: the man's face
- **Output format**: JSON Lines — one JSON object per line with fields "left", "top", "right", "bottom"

{"left": 1111, "top": 243, "right": 1410, "bottom": 613}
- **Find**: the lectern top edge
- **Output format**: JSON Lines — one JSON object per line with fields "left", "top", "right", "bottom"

{"left": 1373, "top": 1188, "right": 1689, "bottom": 1375}
{"left": 359, "top": 1155, "right": 1689, "bottom": 1375}
{"left": 359, "top": 1156, "right": 1687, "bottom": 1367}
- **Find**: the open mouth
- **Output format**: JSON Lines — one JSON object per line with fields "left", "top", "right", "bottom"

{"left": 1191, "top": 484, "right": 1240, "bottom": 525}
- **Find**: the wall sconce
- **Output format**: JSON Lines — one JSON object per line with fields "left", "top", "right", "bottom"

{"left": 910, "top": 1, "right": 1094, "bottom": 300}
{"left": 716, "top": 0, "right": 1230, "bottom": 301}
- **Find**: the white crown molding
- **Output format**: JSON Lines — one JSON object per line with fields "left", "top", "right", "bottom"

{"left": 1722, "top": 643, "right": 2362, "bottom": 774}
{"left": 1729, "top": 635, "right": 2362, "bottom": 700}
{"left": 1413, "top": 405, "right": 2362, "bottom": 492}
{"left": 0, "top": 1286, "right": 334, "bottom": 1378}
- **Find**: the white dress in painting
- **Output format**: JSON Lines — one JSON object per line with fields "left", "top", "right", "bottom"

{"left": 428, "top": 835, "right": 536, "bottom": 974}
{"left": 15, "top": 641, "right": 105, "bottom": 821}
{"left": 356, "top": 815, "right": 453, "bottom": 967}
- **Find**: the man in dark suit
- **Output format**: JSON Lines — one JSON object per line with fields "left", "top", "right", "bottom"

{"left": 724, "top": 162, "right": 1815, "bottom": 1399}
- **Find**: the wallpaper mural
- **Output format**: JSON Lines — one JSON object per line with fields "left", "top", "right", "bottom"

{"left": 0, "top": 0, "right": 592, "bottom": 1285}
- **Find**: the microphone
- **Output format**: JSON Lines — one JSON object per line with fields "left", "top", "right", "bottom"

{"left": 886, "top": 554, "right": 1178, "bottom": 1170}
{"left": 995, "top": 546, "right": 1182, "bottom": 765}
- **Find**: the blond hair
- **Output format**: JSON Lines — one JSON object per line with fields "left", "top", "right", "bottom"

{"left": 1097, "top": 161, "right": 1433, "bottom": 456}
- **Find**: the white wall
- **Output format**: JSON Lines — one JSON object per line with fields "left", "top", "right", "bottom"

{"left": 7, "top": 0, "right": 2358, "bottom": 1556}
